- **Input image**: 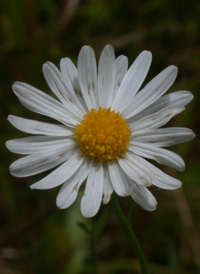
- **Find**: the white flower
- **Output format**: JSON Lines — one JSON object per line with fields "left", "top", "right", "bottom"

{"left": 6, "top": 45, "right": 195, "bottom": 218}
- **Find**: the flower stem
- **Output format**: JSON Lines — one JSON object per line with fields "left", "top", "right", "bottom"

{"left": 90, "top": 221, "right": 98, "bottom": 274}
{"left": 111, "top": 194, "right": 148, "bottom": 274}
{"left": 127, "top": 202, "right": 138, "bottom": 224}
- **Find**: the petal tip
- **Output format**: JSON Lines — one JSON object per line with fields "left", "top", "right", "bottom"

{"left": 5, "top": 140, "right": 10, "bottom": 150}
{"left": 60, "top": 57, "right": 68, "bottom": 66}
{"left": 80, "top": 45, "right": 92, "bottom": 53}
{"left": 179, "top": 165, "right": 185, "bottom": 172}
{"left": 142, "top": 50, "right": 152, "bottom": 57}
{"left": 12, "top": 81, "right": 23, "bottom": 89}
{"left": 7, "top": 115, "right": 12, "bottom": 121}
{"left": 192, "top": 132, "right": 196, "bottom": 139}
{"left": 42, "top": 63, "right": 47, "bottom": 70}
{"left": 56, "top": 199, "right": 64, "bottom": 209}
{"left": 171, "top": 65, "right": 178, "bottom": 74}
{"left": 184, "top": 91, "right": 194, "bottom": 104}
{"left": 12, "top": 82, "right": 19, "bottom": 91}
{"left": 148, "top": 198, "right": 157, "bottom": 211}
{"left": 174, "top": 180, "right": 182, "bottom": 189}
{"left": 103, "top": 44, "right": 114, "bottom": 54}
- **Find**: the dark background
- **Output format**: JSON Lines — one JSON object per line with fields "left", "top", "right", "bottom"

{"left": 0, "top": 0, "right": 200, "bottom": 273}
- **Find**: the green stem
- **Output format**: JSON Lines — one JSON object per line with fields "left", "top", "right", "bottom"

{"left": 90, "top": 222, "right": 98, "bottom": 274}
{"left": 111, "top": 195, "right": 148, "bottom": 274}
{"left": 127, "top": 202, "right": 138, "bottom": 224}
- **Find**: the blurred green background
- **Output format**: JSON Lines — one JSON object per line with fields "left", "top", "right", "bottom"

{"left": 0, "top": 0, "right": 200, "bottom": 273}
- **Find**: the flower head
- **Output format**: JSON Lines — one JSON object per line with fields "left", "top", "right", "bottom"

{"left": 6, "top": 45, "right": 195, "bottom": 217}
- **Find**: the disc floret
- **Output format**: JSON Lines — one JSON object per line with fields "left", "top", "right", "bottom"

{"left": 73, "top": 107, "right": 131, "bottom": 161}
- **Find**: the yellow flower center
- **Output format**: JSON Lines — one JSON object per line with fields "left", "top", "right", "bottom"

{"left": 73, "top": 107, "right": 131, "bottom": 161}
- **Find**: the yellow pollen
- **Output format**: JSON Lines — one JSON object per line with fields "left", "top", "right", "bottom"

{"left": 73, "top": 107, "right": 131, "bottom": 161}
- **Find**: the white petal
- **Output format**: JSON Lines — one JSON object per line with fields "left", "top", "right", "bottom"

{"left": 13, "top": 82, "right": 78, "bottom": 127}
{"left": 9, "top": 146, "right": 70, "bottom": 177}
{"left": 43, "top": 62, "right": 85, "bottom": 117}
{"left": 126, "top": 152, "right": 154, "bottom": 184}
{"left": 102, "top": 166, "right": 113, "bottom": 204}
{"left": 138, "top": 157, "right": 182, "bottom": 189}
{"left": 129, "top": 142, "right": 185, "bottom": 171}
{"left": 132, "top": 127, "right": 195, "bottom": 147}
{"left": 122, "top": 65, "right": 178, "bottom": 118}
{"left": 129, "top": 90, "right": 194, "bottom": 123}
{"left": 78, "top": 46, "right": 98, "bottom": 110}
{"left": 118, "top": 152, "right": 153, "bottom": 186}
{"left": 130, "top": 107, "right": 184, "bottom": 132}
{"left": 6, "top": 136, "right": 75, "bottom": 155}
{"left": 107, "top": 161, "right": 130, "bottom": 196}
{"left": 112, "top": 51, "right": 152, "bottom": 112}
{"left": 114, "top": 55, "right": 128, "bottom": 93}
{"left": 7, "top": 115, "right": 71, "bottom": 136}
{"left": 153, "top": 175, "right": 181, "bottom": 189}
{"left": 60, "top": 58, "right": 87, "bottom": 111}
{"left": 129, "top": 182, "right": 157, "bottom": 211}
{"left": 81, "top": 162, "right": 104, "bottom": 218}
{"left": 30, "top": 153, "right": 84, "bottom": 189}
{"left": 98, "top": 45, "right": 115, "bottom": 108}
{"left": 60, "top": 57, "right": 81, "bottom": 93}
{"left": 43, "top": 62, "right": 69, "bottom": 103}
{"left": 56, "top": 159, "right": 92, "bottom": 209}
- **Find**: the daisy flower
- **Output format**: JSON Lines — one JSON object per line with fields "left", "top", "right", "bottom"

{"left": 6, "top": 45, "right": 195, "bottom": 218}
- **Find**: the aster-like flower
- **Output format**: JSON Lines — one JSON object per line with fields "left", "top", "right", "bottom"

{"left": 6, "top": 45, "right": 195, "bottom": 217}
